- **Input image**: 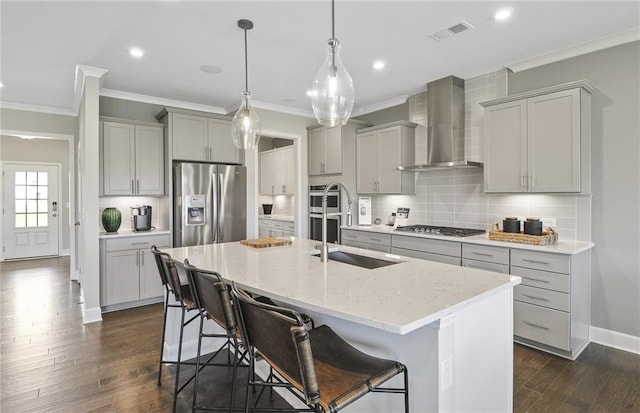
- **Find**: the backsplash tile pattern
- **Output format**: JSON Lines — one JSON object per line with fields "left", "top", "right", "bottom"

{"left": 259, "top": 194, "right": 294, "bottom": 217}
{"left": 367, "top": 70, "right": 590, "bottom": 242}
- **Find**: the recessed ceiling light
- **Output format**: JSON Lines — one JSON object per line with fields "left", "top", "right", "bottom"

{"left": 494, "top": 7, "right": 514, "bottom": 21}
{"left": 373, "top": 60, "right": 386, "bottom": 70}
{"left": 199, "top": 64, "right": 223, "bottom": 74}
{"left": 129, "top": 47, "right": 145, "bottom": 58}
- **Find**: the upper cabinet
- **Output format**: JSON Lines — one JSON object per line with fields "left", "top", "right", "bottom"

{"left": 157, "top": 110, "right": 240, "bottom": 164}
{"left": 308, "top": 126, "right": 342, "bottom": 175}
{"left": 481, "top": 81, "right": 594, "bottom": 194}
{"left": 356, "top": 121, "right": 416, "bottom": 195}
{"left": 101, "top": 120, "right": 165, "bottom": 196}
{"left": 260, "top": 146, "right": 295, "bottom": 195}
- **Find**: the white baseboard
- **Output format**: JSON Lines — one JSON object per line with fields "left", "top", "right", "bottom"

{"left": 80, "top": 288, "right": 103, "bottom": 324}
{"left": 590, "top": 326, "right": 640, "bottom": 355}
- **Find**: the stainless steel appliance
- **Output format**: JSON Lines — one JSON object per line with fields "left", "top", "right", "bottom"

{"left": 309, "top": 184, "right": 341, "bottom": 243}
{"left": 395, "top": 225, "right": 485, "bottom": 237}
{"left": 173, "top": 162, "right": 246, "bottom": 247}
{"left": 131, "top": 205, "right": 152, "bottom": 231}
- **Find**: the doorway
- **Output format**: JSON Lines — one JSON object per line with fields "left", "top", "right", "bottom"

{"left": 2, "top": 163, "right": 60, "bottom": 259}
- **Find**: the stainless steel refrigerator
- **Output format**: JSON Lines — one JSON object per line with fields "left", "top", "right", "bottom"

{"left": 173, "top": 162, "right": 246, "bottom": 247}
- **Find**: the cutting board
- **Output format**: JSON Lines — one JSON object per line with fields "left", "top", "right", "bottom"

{"left": 240, "top": 237, "right": 292, "bottom": 249}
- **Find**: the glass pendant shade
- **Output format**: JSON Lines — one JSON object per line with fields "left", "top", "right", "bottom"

{"left": 311, "top": 39, "right": 355, "bottom": 127}
{"left": 232, "top": 91, "right": 261, "bottom": 150}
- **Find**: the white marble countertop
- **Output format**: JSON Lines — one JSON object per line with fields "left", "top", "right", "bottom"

{"left": 162, "top": 238, "right": 520, "bottom": 335}
{"left": 258, "top": 214, "right": 294, "bottom": 223}
{"left": 342, "top": 224, "right": 594, "bottom": 255}
{"left": 99, "top": 228, "right": 171, "bottom": 239}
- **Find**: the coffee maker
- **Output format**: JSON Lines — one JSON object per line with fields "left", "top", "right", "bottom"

{"left": 131, "top": 205, "right": 152, "bottom": 231}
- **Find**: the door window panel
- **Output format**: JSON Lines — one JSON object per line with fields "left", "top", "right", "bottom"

{"left": 14, "top": 171, "right": 49, "bottom": 228}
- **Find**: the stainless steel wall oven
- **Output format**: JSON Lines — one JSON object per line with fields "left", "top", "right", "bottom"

{"left": 309, "top": 185, "right": 341, "bottom": 243}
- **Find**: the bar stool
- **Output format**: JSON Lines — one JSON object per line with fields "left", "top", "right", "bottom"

{"left": 150, "top": 245, "right": 200, "bottom": 412}
{"left": 183, "top": 259, "right": 247, "bottom": 412}
{"left": 230, "top": 283, "right": 409, "bottom": 413}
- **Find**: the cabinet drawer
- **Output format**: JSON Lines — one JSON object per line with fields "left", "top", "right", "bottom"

{"left": 341, "top": 230, "right": 391, "bottom": 246}
{"left": 515, "top": 285, "right": 569, "bottom": 312}
{"left": 511, "top": 250, "right": 570, "bottom": 274}
{"left": 462, "top": 244, "right": 509, "bottom": 265}
{"left": 392, "top": 247, "right": 461, "bottom": 266}
{"left": 462, "top": 258, "right": 509, "bottom": 274}
{"left": 514, "top": 301, "right": 570, "bottom": 351}
{"left": 510, "top": 266, "right": 570, "bottom": 293}
{"left": 392, "top": 235, "right": 461, "bottom": 258}
{"left": 105, "top": 234, "right": 170, "bottom": 252}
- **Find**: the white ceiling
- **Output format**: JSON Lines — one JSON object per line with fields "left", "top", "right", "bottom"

{"left": 1, "top": 1, "right": 639, "bottom": 117}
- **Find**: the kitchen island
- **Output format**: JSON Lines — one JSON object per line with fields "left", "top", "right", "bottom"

{"left": 161, "top": 238, "right": 520, "bottom": 412}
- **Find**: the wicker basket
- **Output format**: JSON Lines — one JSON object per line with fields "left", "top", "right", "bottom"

{"left": 488, "top": 229, "right": 558, "bottom": 245}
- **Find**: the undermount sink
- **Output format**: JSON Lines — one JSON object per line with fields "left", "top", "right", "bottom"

{"left": 312, "top": 250, "right": 401, "bottom": 269}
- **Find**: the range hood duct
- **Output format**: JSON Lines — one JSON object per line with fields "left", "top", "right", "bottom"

{"left": 398, "top": 76, "right": 483, "bottom": 172}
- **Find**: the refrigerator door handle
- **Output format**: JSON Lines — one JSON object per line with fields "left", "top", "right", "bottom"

{"left": 217, "top": 172, "right": 224, "bottom": 242}
{"left": 211, "top": 172, "right": 219, "bottom": 243}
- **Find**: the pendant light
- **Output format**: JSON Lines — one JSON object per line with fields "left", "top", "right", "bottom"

{"left": 232, "top": 19, "right": 261, "bottom": 150}
{"left": 310, "top": 0, "right": 355, "bottom": 128}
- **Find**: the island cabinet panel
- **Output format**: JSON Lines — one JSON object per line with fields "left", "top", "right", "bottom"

{"left": 481, "top": 81, "right": 593, "bottom": 194}
{"left": 511, "top": 248, "right": 590, "bottom": 359}
{"left": 166, "top": 112, "right": 239, "bottom": 164}
{"left": 101, "top": 121, "right": 164, "bottom": 196}
{"left": 356, "top": 122, "right": 416, "bottom": 195}
{"left": 100, "top": 233, "right": 170, "bottom": 311}
{"left": 258, "top": 218, "right": 294, "bottom": 238}
{"left": 341, "top": 229, "right": 391, "bottom": 253}
{"left": 391, "top": 235, "right": 461, "bottom": 265}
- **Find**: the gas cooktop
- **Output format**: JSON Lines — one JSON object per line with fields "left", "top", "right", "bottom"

{"left": 394, "top": 225, "right": 486, "bottom": 237}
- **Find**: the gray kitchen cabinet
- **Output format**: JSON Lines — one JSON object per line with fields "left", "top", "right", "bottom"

{"left": 101, "top": 120, "right": 164, "bottom": 196}
{"left": 462, "top": 244, "right": 510, "bottom": 274}
{"left": 100, "top": 233, "right": 170, "bottom": 311}
{"left": 259, "top": 218, "right": 294, "bottom": 238}
{"left": 391, "top": 234, "right": 461, "bottom": 265}
{"left": 159, "top": 110, "right": 240, "bottom": 164}
{"left": 341, "top": 229, "right": 391, "bottom": 253}
{"left": 511, "top": 248, "right": 590, "bottom": 359}
{"left": 481, "top": 80, "right": 594, "bottom": 193}
{"left": 356, "top": 121, "right": 416, "bottom": 194}
{"left": 307, "top": 126, "right": 342, "bottom": 175}
{"left": 260, "top": 146, "right": 295, "bottom": 195}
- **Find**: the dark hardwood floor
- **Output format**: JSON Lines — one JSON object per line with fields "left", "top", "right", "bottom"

{"left": 1, "top": 257, "right": 639, "bottom": 412}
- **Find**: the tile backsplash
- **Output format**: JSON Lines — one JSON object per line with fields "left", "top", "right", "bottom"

{"left": 259, "top": 195, "right": 294, "bottom": 216}
{"left": 367, "top": 71, "right": 591, "bottom": 242}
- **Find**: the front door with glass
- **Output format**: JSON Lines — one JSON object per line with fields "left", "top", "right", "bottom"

{"left": 2, "top": 163, "right": 60, "bottom": 259}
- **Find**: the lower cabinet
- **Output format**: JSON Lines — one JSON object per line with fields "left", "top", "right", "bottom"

{"left": 341, "top": 229, "right": 391, "bottom": 253}
{"left": 258, "top": 218, "right": 294, "bottom": 238}
{"left": 100, "top": 233, "right": 170, "bottom": 311}
{"left": 391, "top": 235, "right": 462, "bottom": 265}
{"left": 462, "top": 244, "right": 510, "bottom": 273}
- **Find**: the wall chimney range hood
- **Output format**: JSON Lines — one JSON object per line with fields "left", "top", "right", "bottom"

{"left": 398, "top": 76, "right": 483, "bottom": 172}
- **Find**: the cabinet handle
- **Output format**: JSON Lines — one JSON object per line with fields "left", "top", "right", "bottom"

{"left": 136, "top": 252, "right": 139, "bottom": 267}
{"left": 522, "top": 259, "right": 550, "bottom": 265}
{"left": 369, "top": 238, "right": 382, "bottom": 242}
{"left": 523, "top": 320, "right": 550, "bottom": 330}
{"left": 471, "top": 252, "right": 494, "bottom": 257}
{"left": 282, "top": 184, "right": 286, "bottom": 193}
{"left": 130, "top": 242, "right": 149, "bottom": 246}
{"left": 132, "top": 179, "right": 135, "bottom": 194}
{"left": 529, "top": 174, "right": 534, "bottom": 191}
{"left": 522, "top": 293, "right": 550, "bottom": 302}
{"left": 521, "top": 175, "right": 526, "bottom": 191}
{"left": 136, "top": 179, "right": 140, "bottom": 193}
{"left": 271, "top": 185, "right": 274, "bottom": 194}
{"left": 141, "top": 252, "right": 144, "bottom": 266}
{"left": 521, "top": 276, "right": 550, "bottom": 283}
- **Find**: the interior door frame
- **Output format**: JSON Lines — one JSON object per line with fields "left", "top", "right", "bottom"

{"left": 0, "top": 129, "right": 76, "bottom": 279}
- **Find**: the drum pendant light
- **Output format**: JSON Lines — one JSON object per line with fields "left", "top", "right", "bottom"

{"left": 310, "top": 0, "right": 355, "bottom": 127}
{"left": 232, "top": 19, "right": 261, "bottom": 150}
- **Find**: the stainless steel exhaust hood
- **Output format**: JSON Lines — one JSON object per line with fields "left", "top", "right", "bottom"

{"left": 398, "top": 76, "right": 483, "bottom": 171}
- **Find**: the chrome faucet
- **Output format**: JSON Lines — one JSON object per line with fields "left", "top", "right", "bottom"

{"left": 320, "top": 182, "right": 352, "bottom": 262}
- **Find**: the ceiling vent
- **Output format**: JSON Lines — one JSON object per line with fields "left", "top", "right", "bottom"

{"left": 431, "top": 21, "right": 474, "bottom": 41}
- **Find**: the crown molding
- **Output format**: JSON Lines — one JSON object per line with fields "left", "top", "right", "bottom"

{"left": 0, "top": 101, "right": 76, "bottom": 117}
{"left": 507, "top": 27, "right": 640, "bottom": 73}
{"left": 252, "top": 100, "right": 315, "bottom": 119}
{"left": 351, "top": 95, "right": 409, "bottom": 117}
{"left": 101, "top": 89, "right": 228, "bottom": 115}
{"left": 73, "top": 64, "right": 108, "bottom": 114}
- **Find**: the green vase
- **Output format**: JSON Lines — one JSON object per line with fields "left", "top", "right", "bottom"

{"left": 102, "top": 207, "right": 122, "bottom": 233}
